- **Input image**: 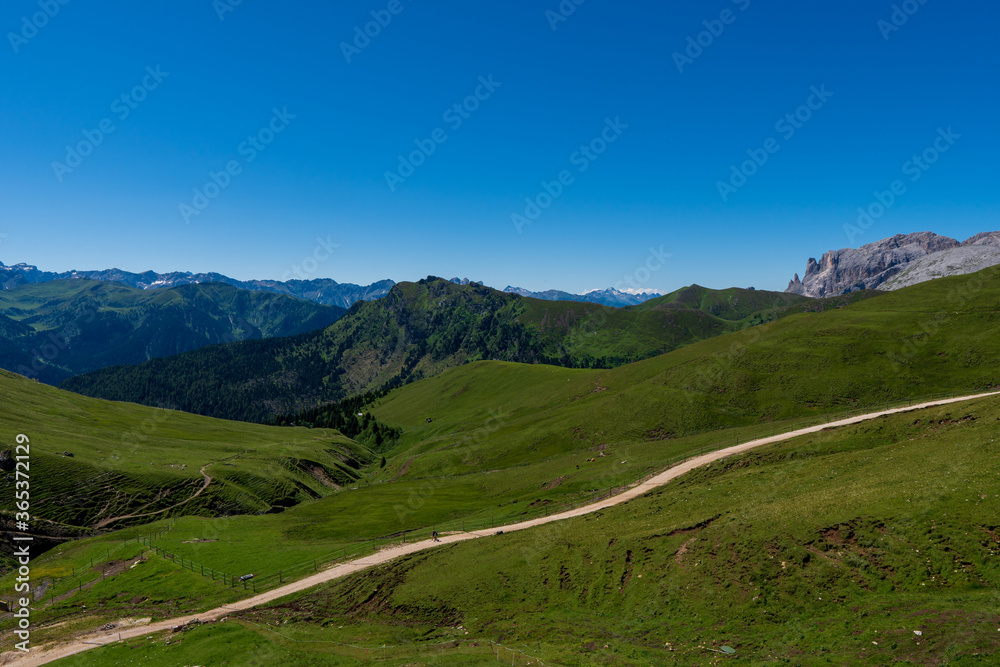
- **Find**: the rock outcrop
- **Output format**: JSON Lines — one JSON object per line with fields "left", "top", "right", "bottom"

{"left": 784, "top": 232, "right": 1000, "bottom": 297}
{"left": 881, "top": 235, "right": 1000, "bottom": 291}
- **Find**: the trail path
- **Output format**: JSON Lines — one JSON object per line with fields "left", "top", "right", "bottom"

{"left": 8, "top": 391, "right": 998, "bottom": 666}
{"left": 91, "top": 467, "right": 212, "bottom": 530}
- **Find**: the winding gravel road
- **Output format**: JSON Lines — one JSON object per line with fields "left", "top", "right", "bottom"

{"left": 7, "top": 391, "right": 998, "bottom": 666}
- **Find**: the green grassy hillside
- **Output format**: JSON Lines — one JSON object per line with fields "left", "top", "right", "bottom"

{"left": 24, "top": 267, "right": 1000, "bottom": 574}
{"left": 631, "top": 283, "right": 878, "bottom": 326}
{"left": 365, "top": 267, "right": 1000, "bottom": 489}
{"left": 245, "top": 394, "right": 1000, "bottom": 665}
{"left": 61, "top": 278, "right": 870, "bottom": 423}
{"left": 0, "top": 369, "right": 372, "bottom": 551}
{"left": 0, "top": 279, "right": 345, "bottom": 384}
{"left": 6, "top": 270, "right": 1000, "bottom": 663}
{"left": 630, "top": 283, "right": 808, "bottom": 316}
{"left": 16, "top": 268, "right": 1000, "bottom": 557}
{"left": 32, "top": 391, "right": 1000, "bottom": 666}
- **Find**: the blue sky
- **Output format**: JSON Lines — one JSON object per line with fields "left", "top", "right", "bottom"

{"left": 2, "top": 0, "right": 997, "bottom": 294}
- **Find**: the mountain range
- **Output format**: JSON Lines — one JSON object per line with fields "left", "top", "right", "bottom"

{"left": 502, "top": 284, "right": 663, "bottom": 307}
{"left": 60, "top": 278, "right": 869, "bottom": 423}
{"left": 786, "top": 230, "right": 1000, "bottom": 297}
{"left": 5, "top": 249, "right": 1000, "bottom": 664}
{"left": 0, "top": 261, "right": 666, "bottom": 310}
{"left": 0, "top": 261, "right": 394, "bottom": 308}
{"left": 0, "top": 279, "right": 345, "bottom": 384}
{"left": 6, "top": 228, "right": 1000, "bottom": 316}
{"left": 6, "top": 229, "right": 998, "bottom": 390}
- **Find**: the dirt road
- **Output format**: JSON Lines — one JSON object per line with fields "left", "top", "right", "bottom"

{"left": 8, "top": 391, "right": 997, "bottom": 666}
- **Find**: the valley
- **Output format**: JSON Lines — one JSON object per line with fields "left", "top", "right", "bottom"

{"left": 0, "top": 281, "right": 345, "bottom": 384}
{"left": 9, "top": 390, "right": 998, "bottom": 666}
{"left": 7, "top": 6, "right": 996, "bottom": 664}
{"left": 2, "top": 266, "right": 1000, "bottom": 664}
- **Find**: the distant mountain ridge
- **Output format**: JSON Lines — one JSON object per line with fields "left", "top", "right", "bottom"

{"left": 0, "top": 279, "right": 345, "bottom": 384}
{"left": 786, "top": 231, "right": 1000, "bottom": 297}
{"left": 0, "top": 261, "right": 664, "bottom": 309}
{"left": 62, "top": 277, "right": 871, "bottom": 423}
{"left": 0, "top": 261, "right": 394, "bottom": 309}
{"left": 503, "top": 285, "right": 662, "bottom": 307}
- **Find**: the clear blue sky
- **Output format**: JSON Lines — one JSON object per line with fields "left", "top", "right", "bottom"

{"left": 2, "top": 0, "right": 997, "bottom": 294}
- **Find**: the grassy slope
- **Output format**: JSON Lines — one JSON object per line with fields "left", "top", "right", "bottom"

{"left": 41, "top": 393, "right": 1000, "bottom": 666}
{"left": 0, "top": 369, "right": 372, "bottom": 534}
{"left": 8, "top": 270, "right": 999, "bottom": 545}
{"left": 0, "top": 279, "right": 345, "bottom": 383}
{"left": 13, "top": 269, "right": 1000, "bottom": 588}
{"left": 8, "top": 269, "right": 1000, "bottom": 662}
{"left": 366, "top": 267, "right": 1000, "bottom": 490}
{"left": 630, "top": 283, "right": 880, "bottom": 327}
{"left": 520, "top": 296, "right": 735, "bottom": 366}
{"left": 629, "top": 283, "right": 809, "bottom": 316}
{"left": 516, "top": 284, "right": 845, "bottom": 365}
{"left": 62, "top": 279, "right": 837, "bottom": 423}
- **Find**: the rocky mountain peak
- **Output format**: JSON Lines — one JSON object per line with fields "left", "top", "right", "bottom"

{"left": 784, "top": 232, "right": 999, "bottom": 297}
{"left": 961, "top": 231, "right": 1000, "bottom": 247}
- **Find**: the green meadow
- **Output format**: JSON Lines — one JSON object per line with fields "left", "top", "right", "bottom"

{"left": 5, "top": 268, "right": 1000, "bottom": 663}
{"left": 0, "top": 368, "right": 372, "bottom": 531}
{"left": 44, "top": 394, "right": 1000, "bottom": 665}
